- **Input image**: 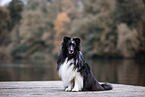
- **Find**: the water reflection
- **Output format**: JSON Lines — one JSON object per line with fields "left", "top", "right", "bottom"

{"left": 0, "top": 60, "right": 145, "bottom": 86}
{"left": 0, "top": 62, "right": 59, "bottom": 81}
{"left": 90, "top": 60, "right": 145, "bottom": 86}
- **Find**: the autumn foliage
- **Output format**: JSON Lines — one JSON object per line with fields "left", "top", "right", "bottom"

{"left": 54, "top": 12, "right": 71, "bottom": 48}
{"left": 0, "top": 0, "right": 145, "bottom": 61}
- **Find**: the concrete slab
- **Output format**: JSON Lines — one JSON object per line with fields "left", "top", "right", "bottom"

{"left": 0, "top": 81, "right": 145, "bottom": 97}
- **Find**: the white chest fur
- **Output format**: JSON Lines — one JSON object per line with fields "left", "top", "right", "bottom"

{"left": 59, "top": 58, "right": 83, "bottom": 90}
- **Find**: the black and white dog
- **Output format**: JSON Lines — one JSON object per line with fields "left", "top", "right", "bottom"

{"left": 57, "top": 36, "right": 113, "bottom": 92}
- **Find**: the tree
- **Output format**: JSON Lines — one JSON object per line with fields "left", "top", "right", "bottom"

{"left": 71, "top": 0, "right": 117, "bottom": 58}
{"left": 54, "top": 12, "right": 71, "bottom": 54}
{"left": 115, "top": 0, "right": 145, "bottom": 59}
{"left": 117, "top": 23, "right": 140, "bottom": 57}
{"left": 7, "top": 0, "right": 24, "bottom": 26}
{"left": 115, "top": 0, "right": 144, "bottom": 28}
{"left": 0, "top": 7, "right": 12, "bottom": 60}
{"left": 16, "top": 0, "right": 59, "bottom": 60}
{"left": 0, "top": 7, "right": 11, "bottom": 46}
{"left": 60, "top": 0, "right": 77, "bottom": 19}
{"left": 19, "top": 0, "right": 57, "bottom": 44}
{"left": 0, "top": 0, "right": 24, "bottom": 60}
{"left": 6, "top": 0, "right": 24, "bottom": 46}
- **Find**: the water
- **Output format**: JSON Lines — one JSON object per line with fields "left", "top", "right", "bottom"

{"left": 0, "top": 60, "right": 145, "bottom": 86}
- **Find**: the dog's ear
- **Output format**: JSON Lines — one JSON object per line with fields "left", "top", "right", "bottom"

{"left": 73, "top": 38, "right": 81, "bottom": 45}
{"left": 63, "top": 36, "right": 71, "bottom": 43}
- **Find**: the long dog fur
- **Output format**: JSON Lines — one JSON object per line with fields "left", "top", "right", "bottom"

{"left": 57, "top": 36, "right": 113, "bottom": 91}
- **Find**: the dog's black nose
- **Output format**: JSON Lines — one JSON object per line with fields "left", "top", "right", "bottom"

{"left": 69, "top": 50, "right": 74, "bottom": 54}
{"left": 70, "top": 50, "right": 74, "bottom": 53}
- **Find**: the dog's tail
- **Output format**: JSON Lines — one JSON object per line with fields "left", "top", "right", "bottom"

{"left": 101, "top": 83, "right": 113, "bottom": 90}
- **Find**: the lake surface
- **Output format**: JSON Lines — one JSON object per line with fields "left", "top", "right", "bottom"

{"left": 0, "top": 59, "right": 145, "bottom": 86}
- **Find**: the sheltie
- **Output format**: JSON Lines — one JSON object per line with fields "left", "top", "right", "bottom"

{"left": 57, "top": 36, "right": 113, "bottom": 92}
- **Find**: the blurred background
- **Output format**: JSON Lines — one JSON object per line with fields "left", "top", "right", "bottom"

{"left": 0, "top": 0, "right": 145, "bottom": 86}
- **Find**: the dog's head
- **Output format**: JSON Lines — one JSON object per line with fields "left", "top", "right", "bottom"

{"left": 62, "top": 36, "right": 81, "bottom": 55}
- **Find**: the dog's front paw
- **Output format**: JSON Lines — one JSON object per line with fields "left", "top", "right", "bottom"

{"left": 65, "top": 88, "right": 71, "bottom": 92}
{"left": 72, "top": 88, "right": 81, "bottom": 92}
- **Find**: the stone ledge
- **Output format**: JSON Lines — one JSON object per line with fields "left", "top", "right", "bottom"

{"left": 0, "top": 81, "right": 145, "bottom": 97}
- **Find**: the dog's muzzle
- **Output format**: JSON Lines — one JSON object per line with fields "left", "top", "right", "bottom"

{"left": 69, "top": 50, "right": 74, "bottom": 54}
{"left": 69, "top": 45, "right": 74, "bottom": 54}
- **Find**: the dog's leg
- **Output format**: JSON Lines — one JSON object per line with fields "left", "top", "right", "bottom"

{"left": 72, "top": 73, "right": 83, "bottom": 92}
{"left": 65, "top": 82, "right": 73, "bottom": 91}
